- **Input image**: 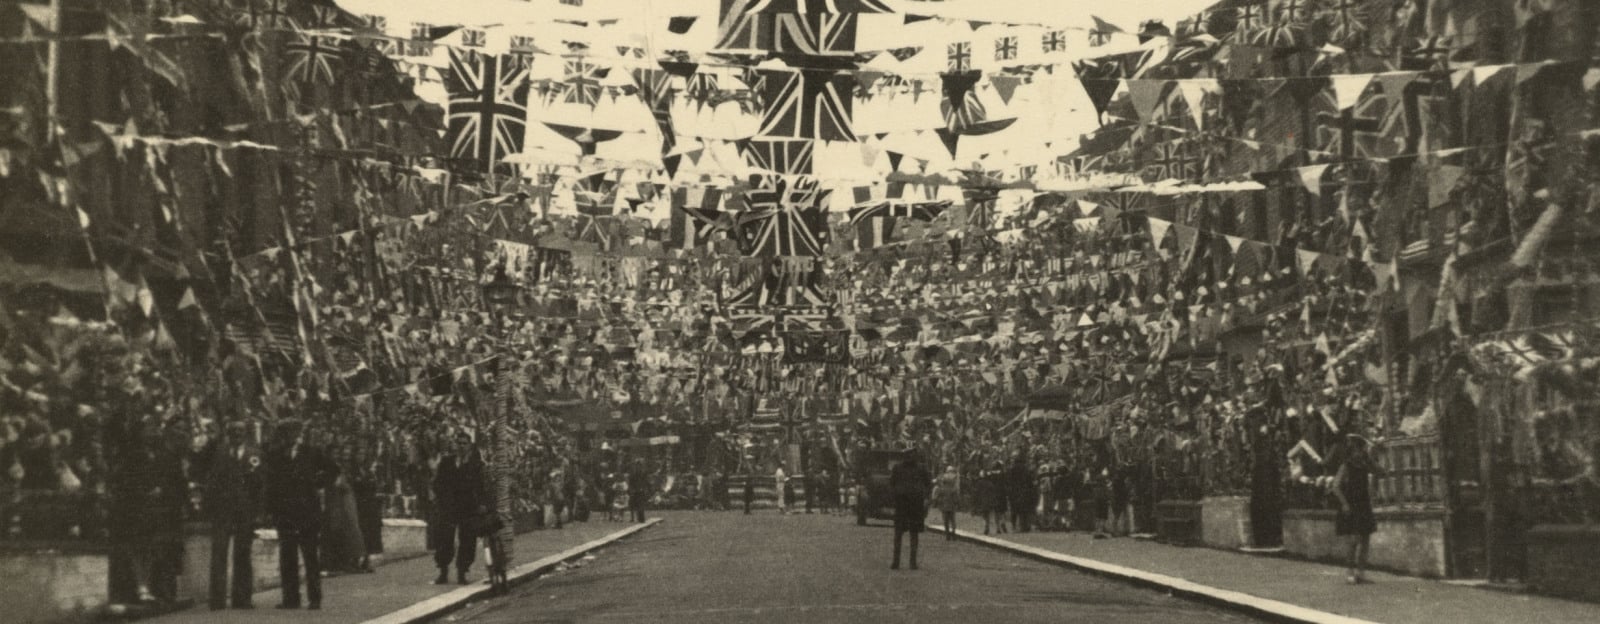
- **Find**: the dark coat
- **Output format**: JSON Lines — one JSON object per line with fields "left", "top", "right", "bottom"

{"left": 432, "top": 453, "right": 488, "bottom": 524}
{"left": 200, "top": 440, "right": 265, "bottom": 531}
{"left": 889, "top": 460, "right": 932, "bottom": 532}
{"left": 265, "top": 444, "right": 339, "bottom": 530}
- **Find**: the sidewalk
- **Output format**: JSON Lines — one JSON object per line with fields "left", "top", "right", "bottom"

{"left": 143, "top": 519, "right": 657, "bottom": 624}
{"left": 943, "top": 512, "right": 1600, "bottom": 624}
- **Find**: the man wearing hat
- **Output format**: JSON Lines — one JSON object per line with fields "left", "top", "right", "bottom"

{"left": 431, "top": 431, "right": 487, "bottom": 585}
{"left": 200, "top": 421, "right": 264, "bottom": 610}
{"left": 265, "top": 421, "right": 339, "bottom": 610}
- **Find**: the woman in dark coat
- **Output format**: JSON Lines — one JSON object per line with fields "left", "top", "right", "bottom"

{"left": 1334, "top": 434, "right": 1382, "bottom": 584}
{"left": 973, "top": 465, "right": 1004, "bottom": 535}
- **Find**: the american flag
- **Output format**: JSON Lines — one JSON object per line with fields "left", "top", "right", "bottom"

{"left": 734, "top": 176, "right": 831, "bottom": 257}
{"left": 445, "top": 49, "right": 530, "bottom": 165}
{"left": 757, "top": 68, "right": 856, "bottom": 142}
{"left": 563, "top": 57, "right": 609, "bottom": 106}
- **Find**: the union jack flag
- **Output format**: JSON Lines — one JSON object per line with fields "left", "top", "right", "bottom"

{"left": 632, "top": 67, "right": 679, "bottom": 153}
{"left": 947, "top": 41, "right": 972, "bottom": 72}
{"left": 725, "top": 258, "right": 831, "bottom": 315}
{"left": 445, "top": 50, "right": 530, "bottom": 165}
{"left": 1228, "top": 2, "right": 1265, "bottom": 42}
{"left": 739, "top": 0, "right": 892, "bottom": 13}
{"left": 1142, "top": 142, "right": 1198, "bottom": 181}
{"left": 716, "top": 0, "right": 860, "bottom": 58}
{"left": 848, "top": 199, "right": 950, "bottom": 224}
{"left": 784, "top": 329, "right": 850, "bottom": 364}
{"left": 670, "top": 187, "right": 727, "bottom": 249}
{"left": 1316, "top": 91, "right": 1389, "bottom": 160}
{"left": 740, "top": 138, "right": 815, "bottom": 176}
{"left": 995, "top": 36, "right": 1018, "bottom": 62}
{"left": 284, "top": 29, "right": 342, "bottom": 85}
{"left": 1042, "top": 30, "right": 1066, "bottom": 53}
{"left": 461, "top": 28, "right": 487, "bottom": 48}
{"left": 940, "top": 71, "right": 987, "bottom": 133}
{"left": 757, "top": 68, "right": 856, "bottom": 142}
{"left": 563, "top": 57, "right": 609, "bottom": 106}
{"left": 734, "top": 176, "right": 831, "bottom": 257}
{"left": 572, "top": 173, "right": 617, "bottom": 216}
{"left": 257, "top": 0, "right": 296, "bottom": 30}
{"left": 1319, "top": 0, "right": 1368, "bottom": 45}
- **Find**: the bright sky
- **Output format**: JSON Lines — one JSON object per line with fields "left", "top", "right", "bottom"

{"left": 334, "top": 0, "right": 1217, "bottom": 214}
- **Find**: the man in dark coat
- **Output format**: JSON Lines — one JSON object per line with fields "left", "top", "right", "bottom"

{"left": 889, "top": 453, "right": 931, "bottom": 570}
{"left": 201, "top": 421, "right": 264, "bottom": 610}
{"left": 265, "top": 421, "right": 338, "bottom": 610}
{"left": 626, "top": 461, "right": 650, "bottom": 523}
{"left": 432, "top": 431, "right": 487, "bottom": 585}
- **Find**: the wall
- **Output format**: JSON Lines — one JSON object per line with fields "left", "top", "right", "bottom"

{"left": 1200, "top": 496, "right": 1251, "bottom": 550}
{"left": 1281, "top": 508, "right": 1446, "bottom": 578}
{"left": 0, "top": 547, "right": 107, "bottom": 624}
{"left": 1526, "top": 524, "right": 1600, "bottom": 603}
{"left": 1, "top": 519, "right": 433, "bottom": 623}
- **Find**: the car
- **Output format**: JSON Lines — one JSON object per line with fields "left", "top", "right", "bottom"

{"left": 853, "top": 448, "right": 916, "bottom": 526}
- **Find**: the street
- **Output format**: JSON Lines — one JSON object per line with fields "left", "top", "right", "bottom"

{"left": 447, "top": 512, "right": 1261, "bottom": 624}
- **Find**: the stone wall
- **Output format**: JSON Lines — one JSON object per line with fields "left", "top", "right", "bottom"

{"left": 1281, "top": 508, "right": 1446, "bottom": 578}
{"left": 1526, "top": 524, "right": 1600, "bottom": 603}
{"left": 1200, "top": 496, "right": 1251, "bottom": 550}
{"left": 0, "top": 547, "right": 108, "bottom": 624}
{"left": 1, "top": 519, "right": 433, "bottom": 623}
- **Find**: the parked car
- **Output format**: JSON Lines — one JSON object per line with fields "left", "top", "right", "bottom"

{"left": 853, "top": 448, "right": 916, "bottom": 526}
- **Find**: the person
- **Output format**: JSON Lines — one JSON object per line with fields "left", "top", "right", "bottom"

{"left": 773, "top": 462, "right": 789, "bottom": 514}
{"left": 932, "top": 465, "right": 960, "bottom": 540}
{"left": 546, "top": 468, "right": 567, "bottom": 529}
{"left": 109, "top": 418, "right": 183, "bottom": 605}
{"left": 265, "top": 421, "right": 339, "bottom": 610}
{"left": 1333, "top": 434, "right": 1383, "bottom": 584}
{"left": 742, "top": 470, "right": 755, "bottom": 514}
{"left": 609, "top": 474, "right": 626, "bottom": 521}
{"left": 626, "top": 460, "right": 649, "bottom": 523}
{"left": 975, "top": 463, "right": 1006, "bottom": 535}
{"left": 201, "top": 421, "right": 263, "bottom": 610}
{"left": 803, "top": 470, "right": 815, "bottom": 514}
{"left": 888, "top": 453, "right": 931, "bottom": 570}
{"left": 321, "top": 444, "right": 368, "bottom": 574}
{"left": 351, "top": 446, "right": 384, "bottom": 572}
{"left": 815, "top": 468, "right": 833, "bottom": 514}
{"left": 431, "top": 431, "right": 487, "bottom": 585}
{"left": 1007, "top": 454, "right": 1036, "bottom": 533}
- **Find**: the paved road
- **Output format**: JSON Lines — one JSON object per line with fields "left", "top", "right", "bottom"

{"left": 448, "top": 511, "right": 1262, "bottom": 624}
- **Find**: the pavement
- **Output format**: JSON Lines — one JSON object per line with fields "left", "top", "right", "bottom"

{"left": 143, "top": 519, "right": 656, "bottom": 624}
{"left": 940, "top": 511, "right": 1600, "bottom": 624}
{"left": 444, "top": 510, "right": 1259, "bottom": 624}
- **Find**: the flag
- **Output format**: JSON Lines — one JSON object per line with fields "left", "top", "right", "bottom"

{"left": 757, "top": 68, "right": 856, "bottom": 142}
{"left": 848, "top": 199, "right": 950, "bottom": 223}
{"left": 670, "top": 187, "right": 727, "bottom": 249}
{"left": 1089, "top": 16, "right": 1123, "bottom": 46}
{"left": 572, "top": 173, "right": 618, "bottom": 216}
{"left": 284, "top": 10, "right": 344, "bottom": 85}
{"left": 632, "top": 67, "right": 678, "bottom": 154}
{"left": 562, "top": 57, "right": 610, "bottom": 106}
{"left": 995, "top": 35, "right": 1018, "bottom": 62}
{"left": 854, "top": 216, "right": 896, "bottom": 250}
{"left": 947, "top": 41, "right": 972, "bottom": 72}
{"left": 716, "top": 1, "right": 861, "bottom": 58}
{"left": 739, "top": 0, "right": 893, "bottom": 13}
{"left": 445, "top": 50, "right": 530, "bottom": 165}
{"left": 1141, "top": 142, "right": 1199, "bottom": 181}
{"left": 1042, "top": 30, "right": 1066, "bottom": 53}
{"left": 734, "top": 177, "right": 832, "bottom": 256}
{"left": 784, "top": 330, "right": 850, "bottom": 364}
{"left": 739, "top": 138, "right": 815, "bottom": 176}
{"left": 1315, "top": 89, "right": 1389, "bottom": 160}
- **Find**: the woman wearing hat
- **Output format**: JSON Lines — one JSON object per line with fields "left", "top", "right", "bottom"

{"left": 1332, "top": 433, "right": 1384, "bottom": 584}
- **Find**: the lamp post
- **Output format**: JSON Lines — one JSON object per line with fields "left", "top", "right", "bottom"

{"left": 479, "top": 262, "right": 520, "bottom": 568}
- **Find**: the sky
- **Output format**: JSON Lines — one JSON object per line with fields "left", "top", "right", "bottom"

{"left": 333, "top": 0, "right": 1218, "bottom": 215}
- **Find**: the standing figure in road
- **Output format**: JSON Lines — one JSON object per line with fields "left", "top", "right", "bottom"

{"left": 773, "top": 462, "right": 789, "bottom": 514}
{"left": 889, "top": 453, "right": 932, "bottom": 570}
{"left": 974, "top": 463, "right": 1004, "bottom": 535}
{"left": 932, "top": 465, "right": 960, "bottom": 540}
{"left": 627, "top": 460, "right": 650, "bottom": 523}
{"left": 432, "top": 432, "right": 487, "bottom": 586}
{"left": 201, "top": 421, "right": 263, "bottom": 610}
{"left": 742, "top": 471, "right": 755, "bottom": 514}
{"left": 1333, "top": 433, "right": 1383, "bottom": 584}
{"left": 265, "top": 421, "right": 339, "bottom": 610}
